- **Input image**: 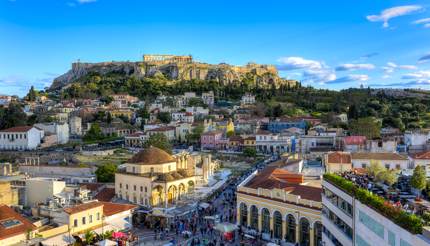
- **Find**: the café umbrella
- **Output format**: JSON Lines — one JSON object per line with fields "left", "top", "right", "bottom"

{"left": 214, "top": 222, "right": 238, "bottom": 233}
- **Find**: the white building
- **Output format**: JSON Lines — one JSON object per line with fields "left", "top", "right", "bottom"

{"left": 0, "top": 126, "right": 43, "bottom": 150}
{"left": 34, "top": 122, "right": 69, "bottom": 144}
{"left": 405, "top": 130, "right": 430, "bottom": 152}
{"left": 409, "top": 151, "right": 430, "bottom": 176}
{"left": 367, "top": 139, "right": 397, "bottom": 153}
{"left": 255, "top": 130, "right": 294, "bottom": 154}
{"left": 25, "top": 178, "right": 66, "bottom": 207}
{"left": 322, "top": 176, "right": 430, "bottom": 246}
{"left": 201, "top": 91, "right": 215, "bottom": 107}
{"left": 240, "top": 93, "right": 256, "bottom": 105}
{"left": 69, "top": 116, "right": 82, "bottom": 136}
{"left": 351, "top": 152, "right": 410, "bottom": 170}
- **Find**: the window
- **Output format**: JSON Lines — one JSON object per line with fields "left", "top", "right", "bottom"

{"left": 150, "top": 167, "right": 154, "bottom": 173}
{"left": 385, "top": 164, "right": 390, "bottom": 169}
{"left": 388, "top": 230, "right": 395, "bottom": 246}
{"left": 168, "top": 165, "right": 171, "bottom": 171}
{"left": 74, "top": 219, "right": 78, "bottom": 227}
{"left": 140, "top": 186, "right": 143, "bottom": 192}
{"left": 362, "top": 163, "right": 367, "bottom": 168}
{"left": 119, "top": 183, "right": 122, "bottom": 189}
{"left": 133, "top": 185, "right": 136, "bottom": 191}
{"left": 359, "top": 210, "right": 384, "bottom": 239}
{"left": 97, "top": 212, "right": 100, "bottom": 220}
{"left": 82, "top": 217, "right": 86, "bottom": 225}
{"left": 396, "top": 164, "right": 401, "bottom": 170}
{"left": 145, "top": 187, "right": 148, "bottom": 192}
{"left": 126, "top": 184, "right": 128, "bottom": 189}
{"left": 89, "top": 215, "right": 93, "bottom": 223}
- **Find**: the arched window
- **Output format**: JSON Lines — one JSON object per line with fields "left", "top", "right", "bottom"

{"left": 261, "top": 208, "right": 270, "bottom": 233}
{"left": 273, "top": 211, "right": 283, "bottom": 239}
{"left": 286, "top": 214, "right": 296, "bottom": 243}
{"left": 314, "top": 221, "right": 322, "bottom": 246}
{"left": 240, "top": 203, "right": 248, "bottom": 226}
{"left": 300, "top": 218, "right": 310, "bottom": 246}
{"left": 250, "top": 205, "right": 259, "bottom": 230}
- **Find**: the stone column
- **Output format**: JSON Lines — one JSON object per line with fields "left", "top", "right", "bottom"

{"left": 309, "top": 227, "right": 314, "bottom": 246}
{"left": 295, "top": 223, "right": 300, "bottom": 244}
{"left": 247, "top": 207, "right": 251, "bottom": 227}
{"left": 269, "top": 216, "right": 274, "bottom": 238}
{"left": 258, "top": 213, "right": 262, "bottom": 232}
{"left": 282, "top": 220, "right": 287, "bottom": 241}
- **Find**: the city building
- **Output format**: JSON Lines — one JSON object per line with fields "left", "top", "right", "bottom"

{"left": 146, "top": 126, "right": 176, "bottom": 141}
{"left": 0, "top": 126, "right": 43, "bottom": 150}
{"left": 69, "top": 116, "right": 82, "bottom": 136}
{"left": 325, "top": 152, "right": 352, "bottom": 173}
{"left": 351, "top": 152, "right": 409, "bottom": 170}
{"left": 25, "top": 178, "right": 66, "bottom": 207}
{"left": 268, "top": 119, "right": 307, "bottom": 133}
{"left": 34, "top": 122, "right": 70, "bottom": 145}
{"left": 343, "top": 136, "right": 367, "bottom": 152}
{"left": 409, "top": 150, "right": 430, "bottom": 176}
{"left": 240, "top": 93, "right": 256, "bottom": 105}
{"left": 322, "top": 174, "right": 430, "bottom": 246}
{"left": 201, "top": 91, "right": 215, "bottom": 107}
{"left": 0, "top": 181, "right": 19, "bottom": 206}
{"left": 201, "top": 130, "right": 224, "bottom": 150}
{"left": 255, "top": 130, "right": 295, "bottom": 154}
{"left": 115, "top": 147, "right": 197, "bottom": 207}
{"left": 0, "top": 205, "right": 36, "bottom": 246}
{"left": 111, "top": 94, "right": 139, "bottom": 108}
{"left": 236, "top": 166, "right": 322, "bottom": 245}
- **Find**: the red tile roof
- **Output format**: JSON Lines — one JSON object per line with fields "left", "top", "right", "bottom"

{"left": 94, "top": 188, "right": 116, "bottom": 202}
{"left": 100, "top": 202, "right": 137, "bottom": 217}
{"left": 244, "top": 166, "right": 321, "bottom": 202}
{"left": 344, "top": 136, "right": 367, "bottom": 145}
{"left": 327, "top": 152, "right": 352, "bottom": 164}
{"left": 410, "top": 150, "right": 430, "bottom": 160}
{"left": 0, "top": 126, "right": 34, "bottom": 133}
{"left": 64, "top": 201, "right": 103, "bottom": 214}
{"left": 0, "top": 205, "right": 36, "bottom": 240}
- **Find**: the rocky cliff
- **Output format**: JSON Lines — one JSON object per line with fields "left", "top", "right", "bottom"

{"left": 50, "top": 56, "right": 293, "bottom": 90}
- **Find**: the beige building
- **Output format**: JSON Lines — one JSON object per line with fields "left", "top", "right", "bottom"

{"left": 0, "top": 181, "right": 18, "bottom": 206}
{"left": 236, "top": 166, "right": 322, "bottom": 245}
{"left": 115, "top": 147, "right": 197, "bottom": 207}
{"left": 25, "top": 178, "right": 66, "bottom": 207}
{"left": 325, "top": 151, "right": 352, "bottom": 173}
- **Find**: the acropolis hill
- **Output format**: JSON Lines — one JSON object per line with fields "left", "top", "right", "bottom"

{"left": 50, "top": 54, "right": 294, "bottom": 90}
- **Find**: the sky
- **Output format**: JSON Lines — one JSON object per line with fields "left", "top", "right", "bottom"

{"left": 1, "top": 0, "right": 430, "bottom": 96}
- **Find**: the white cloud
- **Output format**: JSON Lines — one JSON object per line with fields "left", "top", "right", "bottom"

{"left": 335, "top": 63, "right": 375, "bottom": 71}
{"left": 425, "top": 23, "right": 430, "bottom": 28}
{"left": 401, "top": 70, "right": 430, "bottom": 79}
{"left": 302, "top": 69, "right": 336, "bottom": 84}
{"left": 366, "top": 5, "right": 423, "bottom": 28}
{"left": 326, "top": 74, "right": 369, "bottom": 84}
{"left": 419, "top": 54, "right": 430, "bottom": 63}
{"left": 277, "top": 57, "right": 323, "bottom": 70}
{"left": 382, "top": 62, "right": 417, "bottom": 75}
{"left": 413, "top": 18, "right": 430, "bottom": 24}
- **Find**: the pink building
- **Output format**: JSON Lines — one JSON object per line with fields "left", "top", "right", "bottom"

{"left": 201, "top": 130, "right": 224, "bottom": 150}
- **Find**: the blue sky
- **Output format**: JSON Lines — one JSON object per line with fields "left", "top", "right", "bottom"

{"left": 1, "top": 0, "right": 430, "bottom": 96}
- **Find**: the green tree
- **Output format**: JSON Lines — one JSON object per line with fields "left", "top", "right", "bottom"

{"left": 106, "top": 112, "right": 112, "bottom": 124}
{"left": 243, "top": 147, "right": 257, "bottom": 157}
{"left": 157, "top": 112, "right": 172, "bottom": 124}
{"left": 0, "top": 102, "right": 28, "bottom": 130}
{"left": 273, "top": 104, "right": 283, "bottom": 117}
{"left": 411, "top": 166, "right": 426, "bottom": 196}
{"left": 144, "top": 133, "right": 172, "bottom": 153}
{"left": 83, "top": 123, "right": 104, "bottom": 141}
{"left": 349, "top": 117, "right": 381, "bottom": 139}
{"left": 186, "top": 124, "right": 204, "bottom": 144}
{"left": 377, "top": 169, "right": 398, "bottom": 186}
{"left": 366, "top": 160, "right": 384, "bottom": 178}
{"left": 26, "top": 86, "right": 37, "bottom": 102}
{"left": 95, "top": 163, "right": 117, "bottom": 183}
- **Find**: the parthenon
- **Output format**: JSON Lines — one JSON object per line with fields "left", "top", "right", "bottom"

{"left": 143, "top": 54, "right": 193, "bottom": 63}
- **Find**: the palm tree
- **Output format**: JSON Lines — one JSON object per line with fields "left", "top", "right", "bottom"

{"left": 84, "top": 230, "right": 96, "bottom": 245}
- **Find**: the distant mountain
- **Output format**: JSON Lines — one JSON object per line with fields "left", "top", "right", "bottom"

{"left": 50, "top": 54, "right": 296, "bottom": 90}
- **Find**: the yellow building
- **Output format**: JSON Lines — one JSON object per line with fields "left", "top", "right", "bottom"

{"left": 243, "top": 136, "right": 256, "bottom": 147}
{"left": 115, "top": 147, "right": 196, "bottom": 207}
{"left": 0, "top": 181, "right": 18, "bottom": 206}
{"left": 64, "top": 202, "right": 104, "bottom": 234}
{"left": 0, "top": 205, "right": 36, "bottom": 246}
{"left": 236, "top": 167, "right": 322, "bottom": 245}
